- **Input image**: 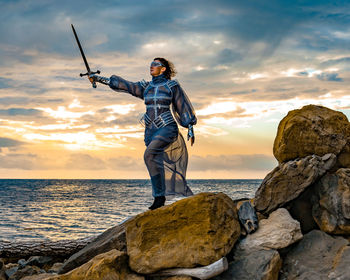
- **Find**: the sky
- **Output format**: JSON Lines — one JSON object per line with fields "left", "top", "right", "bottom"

{"left": 1, "top": 0, "right": 350, "bottom": 179}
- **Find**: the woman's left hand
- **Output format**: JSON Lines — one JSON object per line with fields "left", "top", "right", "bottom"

{"left": 187, "top": 124, "right": 195, "bottom": 146}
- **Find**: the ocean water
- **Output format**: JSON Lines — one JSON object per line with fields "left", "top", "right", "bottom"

{"left": 0, "top": 179, "right": 262, "bottom": 242}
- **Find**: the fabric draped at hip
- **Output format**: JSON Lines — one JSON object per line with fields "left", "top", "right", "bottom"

{"left": 143, "top": 122, "right": 193, "bottom": 197}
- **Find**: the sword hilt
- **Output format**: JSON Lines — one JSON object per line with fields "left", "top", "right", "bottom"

{"left": 80, "top": 70, "right": 100, "bottom": 77}
{"left": 80, "top": 70, "right": 100, "bottom": 88}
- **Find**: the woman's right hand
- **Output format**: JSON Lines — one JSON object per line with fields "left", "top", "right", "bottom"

{"left": 88, "top": 74, "right": 96, "bottom": 83}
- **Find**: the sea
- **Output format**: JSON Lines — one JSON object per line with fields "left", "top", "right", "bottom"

{"left": 0, "top": 179, "right": 262, "bottom": 242}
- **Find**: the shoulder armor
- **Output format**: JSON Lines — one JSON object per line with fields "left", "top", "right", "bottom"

{"left": 140, "top": 79, "right": 149, "bottom": 89}
{"left": 167, "top": 79, "right": 178, "bottom": 88}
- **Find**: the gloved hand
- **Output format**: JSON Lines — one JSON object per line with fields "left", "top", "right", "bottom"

{"left": 187, "top": 124, "right": 195, "bottom": 146}
{"left": 88, "top": 74, "right": 110, "bottom": 86}
{"left": 88, "top": 74, "right": 96, "bottom": 84}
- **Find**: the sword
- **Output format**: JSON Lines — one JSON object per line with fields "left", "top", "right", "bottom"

{"left": 71, "top": 24, "right": 100, "bottom": 88}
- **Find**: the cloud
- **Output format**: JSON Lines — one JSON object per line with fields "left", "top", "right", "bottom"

{"left": 214, "top": 49, "right": 242, "bottom": 66}
{"left": 0, "top": 108, "right": 43, "bottom": 116}
{"left": 107, "top": 156, "right": 144, "bottom": 170}
{"left": 0, "top": 153, "right": 45, "bottom": 170}
{"left": 1, "top": 0, "right": 350, "bottom": 179}
{"left": 65, "top": 153, "right": 106, "bottom": 170}
{"left": 189, "top": 154, "right": 277, "bottom": 171}
{"left": 0, "top": 77, "right": 12, "bottom": 88}
{"left": 316, "top": 72, "right": 343, "bottom": 82}
{"left": 1, "top": 0, "right": 348, "bottom": 63}
{"left": 0, "top": 137, "right": 24, "bottom": 148}
{"left": 0, "top": 149, "right": 145, "bottom": 172}
{"left": 320, "top": 57, "right": 350, "bottom": 68}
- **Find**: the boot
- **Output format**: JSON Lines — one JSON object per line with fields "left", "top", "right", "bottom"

{"left": 149, "top": 196, "right": 166, "bottom": 210}
{"left": 150, "top": 173, "right": 165, "bottom": 197}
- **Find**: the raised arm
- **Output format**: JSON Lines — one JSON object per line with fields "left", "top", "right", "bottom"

{"left": 109, "top": 75, "right": 147, "bottom": 100}
{"left": 89, "top": 74, "right": 147, "bottom": 100}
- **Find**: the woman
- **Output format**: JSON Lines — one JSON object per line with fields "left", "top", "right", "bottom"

{"left": 89, "top": 58, "right": 197, "bottom": 210}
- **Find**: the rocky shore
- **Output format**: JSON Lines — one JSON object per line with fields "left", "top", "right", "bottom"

{"left": 1, "top": 104, "right": 350, "bottom": 280}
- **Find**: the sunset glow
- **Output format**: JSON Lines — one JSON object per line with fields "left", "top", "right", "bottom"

{"left": 1, "top": 1, "right": 350, "bottom": 179}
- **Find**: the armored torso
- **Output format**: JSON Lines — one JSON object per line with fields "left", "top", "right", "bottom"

{"left": 142, "top": 77, "right": 177, "bottom": 117}
{"left": 109, "top": 73, "right": 196, "bottom": 129}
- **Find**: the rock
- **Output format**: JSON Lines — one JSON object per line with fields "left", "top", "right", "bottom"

{"left": 5, "top": 264, "right": 18, "bottom": 279}
{"left": 337, "top": 142, "right": 350, "bottom": 168}
{"left": 234, "top": 208, "right": 302, "bottom": 256}
{"left": 126, "top": 192, "right": 241, "bottom": 274}
{"left": 152, "top": 277, "right": 193, "bottom": 280}
{"left": 287, "top": 185, "right": 319, "bottom": 233}
{"left": 254, "top": 153, "right": 336, "bottom": 214}
{"left": 161, "top": 277, "right": 193, "bottom": 280}
{"left": 0, "top": 259, "right": 5, "bottom": 280}
{"left": 0, "top": 238, "right": 94, "bottom": 259}
{"left": 52, "top": 249, "right": 143, "bottom": 280}
{"left": 311, "top": 168, "right": 350, "bottom": 234}
{"left": 26, "top": 256, "right": 54, "bottom": 269}
{"left": 9, "top": 265, "right": 41, "bottom": 280}
{"left": 213, "top": 250, "right": 281, "bottom": 280}
{"left": 21, "top": 274, "right": 57, "bottom": 280}
{"left": 328, "top": 245, "right": 350, "bottom": 280}
{"left": 58, "top": 218, "right": 128, "bottom": 274}
{"left": 18, "top": 259, "right": 26, "bottom": 269}
{"left": 280, "top": 230, "right": 349, "bottom": 280}
{"left": 238, "top": 201, "right": 258, "bottom": 234}
{"left": 273, "top": 104, "right": 350, "bottom": 163}
{"left": 151, "top": 257, "right": 228, "bottom": 280}
{"left": 48, "top": 263, "right": 63, "bottom": 273}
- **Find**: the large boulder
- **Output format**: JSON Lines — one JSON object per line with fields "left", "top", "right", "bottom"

{"left": 273, "top": 104, "right": 350, "bottom": 163}
{"left": 234, "top": 208, "right": 302, "bottom": 255}
{"left": 125, "top": 192, "right": 241, "bottom": 274}
{"left": 280, "top": 230, "right": 349, "bottom": 280}
{"left": 213, "top": 250, "right": 281, "bottom": 280}
{"left": 254, "top": 153, "right": 336, "bottom": 214}
{"left": 52, "top": 250, "right": 143, "bottom": 280}
{"left": 311, "top": 168, "right": 350, "bottom": 234}
{"left": 59, "top": 219, "right": 128, "bottom": 274}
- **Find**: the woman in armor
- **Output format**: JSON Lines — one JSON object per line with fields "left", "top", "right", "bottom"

{"left": 89, "top": 58, "right": 197, "bottom": 210}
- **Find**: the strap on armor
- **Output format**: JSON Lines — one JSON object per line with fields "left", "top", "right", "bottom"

{"left": 141, "top": 111, "right": 176, "bottom": 129}
{"left": 167, "top": 79, "right": 178, "bottom": 88}
{"left": 140, "top": 79, "right": 148, "bottom": 89}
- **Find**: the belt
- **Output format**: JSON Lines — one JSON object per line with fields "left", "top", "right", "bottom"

{"left": 140, "top": 111, "right": 176, "bottom": 129}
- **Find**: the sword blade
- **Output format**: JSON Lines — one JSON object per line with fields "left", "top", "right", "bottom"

{"left": 71, "top": 24, "right": 91, "bottom": 74}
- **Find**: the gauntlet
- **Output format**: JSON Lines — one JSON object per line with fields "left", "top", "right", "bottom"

{"left": 187, "top": 124, "right": 195, "bottom": 146}
{"left": 89, "top": 74, "right": 110, "bottom": 86}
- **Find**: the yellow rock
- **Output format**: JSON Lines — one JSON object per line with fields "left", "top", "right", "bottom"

{"left": 126, "top": 192, "right": 241, "bottom": 274}
{"left": 337, "top": 143, "right": 350, "bottom": 168}
{"left": 152, "top": 277, "right": 193, "bottom": 280}
{"left": 273, "top": 105, "right": 350, "bottom": 163}
{"left": 49, "top": 249, "right": 144, "bottom": 280}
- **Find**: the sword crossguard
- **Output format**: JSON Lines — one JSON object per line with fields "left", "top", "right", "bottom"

{"left": 80, "top": 70, "right": 100, "bottom": 77}
{"left": 80, "top": 70, "right": 101, "bottom": 88}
